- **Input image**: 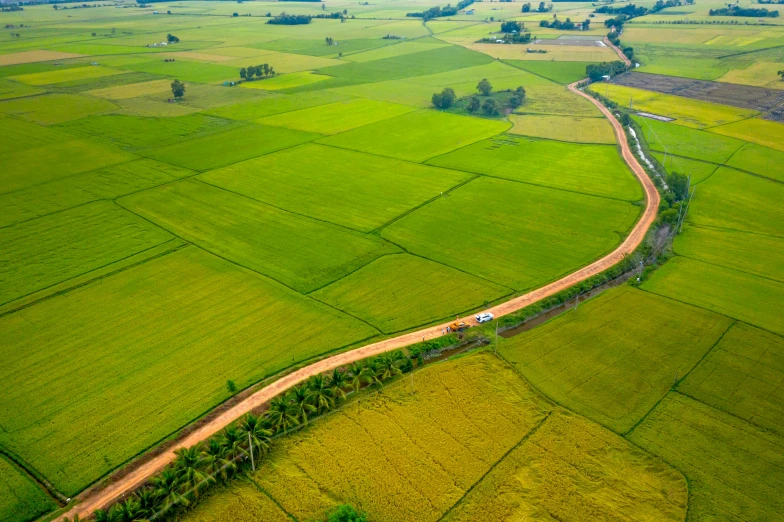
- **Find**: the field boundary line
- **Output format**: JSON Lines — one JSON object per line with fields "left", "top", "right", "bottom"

{"left": 436, "top": 411, "right": 553, "bottom": 522}
{"left": 686, "top": 223, "right": 784, "bottom": 240}
{"left": 674, "top": 252, "right": 784, "bottom": 284}
{"left": 0, "top": 447, "right": 66, "bottom": 505}
{"left": 245, "top": 476, "right": 300, "bottom": 522}
{"left": 675, "top": 321, "right": 736, "bottom": 389}
{"left": 58, "top": 76, "right": 661, "bottom": 520}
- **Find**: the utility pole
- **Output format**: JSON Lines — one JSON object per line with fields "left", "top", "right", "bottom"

{"left": 410, "top": 370, "right": 414, "bottom": 395}
{"left": 495, "top": 322, "right": 498, "bottom": 355}
{"left": 248, "top": 432, "right": 255, "bottom": 472}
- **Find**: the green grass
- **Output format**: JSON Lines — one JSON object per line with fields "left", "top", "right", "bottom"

{"left": 628, "top": 392, "right": 784, "bottom": 521}
{"left": 10, "top": 65, "right": 125, "bottom": 86}
{"left": 311, "top": 254, "right": 511, "bottom": 333}
{"left": 55, "top": 113, "right": 240, "bottom": 150}
{"left": 687, "top": 167, "right": 784, "bottom": 237}
{"left": 0, "top": 93, "right": 117, "bottom": 125}
{"left": 709, "top": 117, "right": 784, "bottom": 152}
{"left": 287, "top": 44, "right": 494, "bottom": 92}
{"left": 0, "top": 246, "right": 376, "bottom": 496}
{"left": 241, "top": 71, "right": 332, "bottom": 90}
{"left": 725, "top": 142, "right": 784, "bottom": 182}
{"left": 119, "top": 180, "right": 399, "bottom": 293}
{"left": 0, "top": 117, "right": 68, "bottom": 155}
{"left": 205, "top": 90, "right": 348, "bottom": 120}
{"left": 0, "top": 159, "right": 194, "bottom": 229}
{"left": 633, "top": 115, "right": 744, "bottom": 164}
{"left": 163, "top": 83, "right": 271, "bottom": 110}
{"left": 642, "top": 256, "right": 784, "bottom": 335}
{"left": 0, "top": 78, "right": 44, "bottom": 100}
{"left": 122, "top": 59, "right": 239, "bottom": 84}
{"left": 0, "top": 201, "right": 172, "bottom": 305}
{"left": 504, "top": 60, "right": 592, "bottom": 84}
{"left": 198, "top": 143, "right": 471, "bottom": 233}
{"left": 499, "top": 286, "right": 730, "bottom": 433}
{"left": 674, "top": 225, "right": 784, "bottom": 282}
{"left": 139, "top": 123, "right": 320, "bottom": 171}
{"left": 679, "top": 322, "right": 784, "bottom": 437}
{"left": 427, "top": 135, "right": 642, "bottom": 201}
{"left": 650, "top": 153, "right": 718, "bottom": 184}
{"left": 318, "top": 110, "right": 509, "bottom": 163}
{"left": 382, "top": 177, "right": 640, "bottom": 291}
{"left": 256, "top": 98, "right": 416, "bottom": 135}
{"left": 443, "top": 411, "right": 687, "bottom": 522}
{"left": 0, "top": 139, "right": 136, "bottom": 194}
{"left": 328, "top": 79, "right": 439, "bottom": 107}
{"left": 0, "top": 455, "right": 56, "bottom": 522}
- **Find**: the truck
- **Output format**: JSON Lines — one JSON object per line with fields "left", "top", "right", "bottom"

{"left": 447, "top": 321, "right": 470, "bottom": 332}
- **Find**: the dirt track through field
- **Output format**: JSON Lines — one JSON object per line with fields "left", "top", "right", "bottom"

{"left": 59, "top": 64, "right": 658, "bottom": 520}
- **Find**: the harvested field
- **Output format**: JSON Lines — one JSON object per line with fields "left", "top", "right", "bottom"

{"left": 629, "top": 393, "right": 784, "bottom": 521}
{"left": 443, "top": 412, "right": 687, "bottom": 521}
{"left": 499, "top": 286, "right": 730, "bottom": 433}
{"left": 0, "top": 246, "right": 375, "bottom": 496}
{"left": 0, "top": 50, "right": 83, "bottom": 66}
{"left": 610, "top": 71, "right": 784, "bottom": 117}
{"left": 317, "top": 110, "right": 509, "bottom": 162}
{"left": 642, "top": 257, "right": 784, "bottom": 335}
{"left": 199, "top": 143, "right": 470, "bottom": 233}
{"left": 0, "top": 201, "right": 172, "bottom": 305}
{"left": 679, "top": 322, "right": 784, "bottom": 436}
{"left": 311, "top": 254, "right": 511, "bottom": 333}
{"left": 0, "top": 455, "right": 57, "bottom": 522}
{"left": 382, "top": 177, "right": 640, "bottom": 291}
{"left": 508, "top": 114, "right": 615, "bottom": 144}
{"left": 119, "top": 180, "right": 399, "bottom": 294}
{"left": 427, "top": 135, "right": 641, "bottom": 201}
{"left": 519, "top": 84, "right": 601, "bottom": 116}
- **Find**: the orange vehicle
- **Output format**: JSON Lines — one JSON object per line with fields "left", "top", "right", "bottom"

{"left": 448, "top": 321, "right": 470, "bottom": 332}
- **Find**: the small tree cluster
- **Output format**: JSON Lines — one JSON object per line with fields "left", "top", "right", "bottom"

{"left": 166, "top": 33, "right": 179, "bottom": 43}
{"left": 432, "top": 87, "right": 456, "bottom": 109}
{"left": 585, "top": 61, "right": 627, "bottom": 82}
{"left": 477, "top": 78, "right": 492, "bottom": 96}
{"left": 509, "top": 86, "right": 526, "bottom": 108}
{"left": 267, "top": 12, "right": 312, "bottom": 24}
{"left": 239, "top": 63, "right": 275, "bottom": 80}
{"left": 170, "top": 79, "right": 185, "bottom": 98}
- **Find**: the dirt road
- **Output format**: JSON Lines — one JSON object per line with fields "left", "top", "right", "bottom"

{"left": 59, "top": 78, "right": 659, "bottom": 520}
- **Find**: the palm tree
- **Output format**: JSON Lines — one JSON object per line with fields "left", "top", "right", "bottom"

{"left": 306, "top": 374, "right": 334, "bottom": 413}
{"left": 327, "top": 367, "right": 349, "bottom": 402}
{"left": 203, "top": 437, "right": 234, "bottom": 482}
{"left": 221, "top": 425, "right": 247, "bottom": 464}
{"left": 239, "top": 413, "right": 272, "bottom": 459}
{"left": 265, "top": 396, "right": 299, "bottom": 434}
{"left": 134, "top": 487, "right": 158, "bottom": 516}
{"left": 116, "top": 497, "right": 142, "bottom": 522}
{"left": 93, "top": 505, "right": 122, "bottom": 522}
{"left": 287, "top": 384, "right": 316, "bottom": 426}
{"left": 173, "top": 446, "right": 212, "bottom": 500}
{"left": 375, "top": 354, "right": 403, "bottom": 382}
{"left": 151, "top": 467, "right": 188, "bottom": 513}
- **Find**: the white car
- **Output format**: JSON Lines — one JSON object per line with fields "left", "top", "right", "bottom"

{"left": 475, "top": 312, "right": 494, "bottom": 323}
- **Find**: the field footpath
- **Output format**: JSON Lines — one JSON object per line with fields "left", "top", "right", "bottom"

{"left": 59, "top": 78, "right": 660, "bottom": 520}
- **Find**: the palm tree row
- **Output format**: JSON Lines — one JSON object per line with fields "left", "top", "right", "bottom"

{"left": 68, "top": 350, "right": 415, "bottom": 522}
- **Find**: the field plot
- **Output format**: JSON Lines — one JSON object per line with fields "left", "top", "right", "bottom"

{"left": 469, "top": 43, "right": 616, "bottom": 62}
{"left": 382, "top": 177, "right": 639, "bottom": 291}
{"left": 85, "top": 78, "right": 172, "bottom": 99}
{"left": 0, "top": 49, "right": 83, "bottom": 65}
{"left": 240, "top": 71, "right": 331, "bottom": 91}
{"left": 0, "top": 139, "right": 136, "bottom": 194}
{"left": 0, "top": 201, "right": 172, "bottom": 304}
{"left": 651, "top": 153, "right": 718, "bottom": 184}
{"left": 256, "top": 98, "right": 415, "bottom": 135}
{"left": 674, "top": 225, "right": 784, "bottom": 282}
{"left": 596, "top": 84, "right": 757, "bottom": 128}
{"left": 207, "top": 91, "right": 346, "bottom": 120}
{"left": 199, "top": 143, "right": 470, "bottom": 232}
{"left": 343, "top": 40, "right": 449, "bottom": 62}
{"left": 56, "top": 113, "right": 239, "bottom": 150}
{"left": 222, "top": 51, "right": 343, "bottom": 74}
{"left": 719, "top": 61, "right": 784, "bottom": 89}
{"left": 709, "top": 117, "right": 784, "bottom": 152}
{"left": 519, "top": 84, "right": 601, "bottom": 117}
{"left": 508, "top": 114, "right": 615, "bottom": 144}
{"left": 0, "top": 246, "right": 375, "bottom": 496}
{"left": 122, "top": 59, "right": 238, "bottom": 84}
{"left": 318, "top": 110, "right": 508, "bottom": 162}
{"left": 139, "top": 124, "right": 319, "bottom": 171}
{"left": 0, "top": 93, "right": 117, "bottom": 125}
{"left": 629, "top": 393, "right": 784, "bottom": 521}
{"left": 428, "top": 135, "right": 641, "bottom": 201}
{"left": 0, "top": 455, "right": 57, "bottom": 522}
{"left": 0, "top": 117, "right": 67, "bottom": 155}
{"left": 642, "top": 257, "right": 784, "bottom": 335}
{"left": 183, "top": 479, "right": 289, "bottom": 522}
{"left": 0, "top": 78, "right": 44, "bottom": 100}
{"left": 632, "top": 115, "right": 744, "bottom": 164}
{"left": 114, "top": 97, "right": 200, "bottom": 118}
{"left": 193, "top": 352, "right": 551, "bottom": 522}
{"left": 119, "top": 180, "right": 399, "bottom": 293}
{"left": 0, "top": 159, "right": 194, "bottom": 229}
{"left": 726, "top": 143, "right": 784, "bottom": 182}
{"left": 328, "top": 79, "right": 438, "bottom": 107}
{"left": 443, "top": 412, "right": 687, "bottom": 522}
{"left": 10, "top": 65, "right": 125, "bottom": 86}
{"left": 499, "top": 287, "right": 730, "bottom": 432}
{"left": 400, "top": 61, "right": 550, "bottom": 89}
{"left": 311, "top": 254, "right": 510, "bottom": 333}
{"left": 256, "top": 37, "right": 399, "bottom": 58}
{"left": 687, "top": 167, "right": 784, "bottom": 237}
{"left": 679, "top": 322, "right": 784, "bottom": 436}
{"left": 505, "top": 60, "right": 591, "bottom": 84}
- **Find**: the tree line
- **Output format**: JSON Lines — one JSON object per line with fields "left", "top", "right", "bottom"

{"left": 585, "top": 61, "right": 628, "bottom": 82}
{"left": 239, "top": 64, "right": 275, "bottom": 80}
{"left": 539, "top": 17, "right": 590, "bottom": 29}
{"left": 709, "top": 5, "right": 779, "bottom": 16}
{"left": 267, "top": 12, "right": 311, "bottom": 24}
{"left": 407, "top": 0, "right": 474, "bottom": 20}
{"left": 432, "top": 79, "right": 526, "bottom": 116}
{"left": 522, "top": 2, "right": 552, "bottom": 12}
{"left": 63, "top": 350, "right": 430, "bottom": 522}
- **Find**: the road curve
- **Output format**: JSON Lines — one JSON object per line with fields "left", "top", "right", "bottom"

{"left": 60, "top": 77, "right": 659, "bottom": 520}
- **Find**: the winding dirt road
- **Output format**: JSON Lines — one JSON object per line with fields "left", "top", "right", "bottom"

{"left": 60, "top": 71, "right": 658, "bottom": 520}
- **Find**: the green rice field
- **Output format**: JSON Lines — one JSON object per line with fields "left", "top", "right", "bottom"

{"left": 1, "top": 2, "right": 782, "bottom": 520}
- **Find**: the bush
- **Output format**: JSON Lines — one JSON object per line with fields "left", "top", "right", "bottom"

{"left": 432, "top": 87, "right": 456, "bottom": 109}
{"left": 482, "top": 98, "right": 499, "bottom": 115}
